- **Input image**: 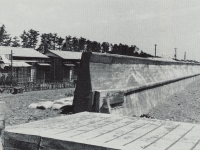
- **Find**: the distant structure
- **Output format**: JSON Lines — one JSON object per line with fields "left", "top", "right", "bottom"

{"left": 184, "top": 52, "right": 186, "bottom": 61}
{"left": 174, "top": 48, "right": 177, "bottom": 59}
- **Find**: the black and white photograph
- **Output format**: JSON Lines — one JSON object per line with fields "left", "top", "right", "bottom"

{"left": 1, "top": 0, "right": 200, "bottom": 149}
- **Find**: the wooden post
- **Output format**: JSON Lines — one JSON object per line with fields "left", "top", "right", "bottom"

{"left": 155, "top": 44, "right": 157, "bottom": 57}
{"left": 44, "top": 71, "right": 45, "bottom": 83}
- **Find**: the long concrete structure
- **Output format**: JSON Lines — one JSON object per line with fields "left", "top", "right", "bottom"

{"left": 73, "top": 52, "right": 200, "bottom": 116}
{"left": 0, "top": 101, "right": 5, "bottom": 150}
{"left": 3, "top": 112, "right": 200, "bottom": 150}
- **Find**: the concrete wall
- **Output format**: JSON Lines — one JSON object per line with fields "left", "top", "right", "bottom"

{"left": 0, "top": 101, "right": 5, "bottom": 149}
{"left": 73, "top": 52, "right": 200, "bottom": 116}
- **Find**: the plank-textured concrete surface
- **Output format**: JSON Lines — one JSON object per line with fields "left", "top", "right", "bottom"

{"left": 94, "top": 75, "right": 200, "bottom": 117}
{"left": 3, "top": 112, "right": 200, "bottom": 150}
{"left": 0, "top": 101, "right": 5, "bottom": 150}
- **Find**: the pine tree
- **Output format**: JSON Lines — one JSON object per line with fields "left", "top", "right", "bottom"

{"left": 91, "top": 41, "right": 101, "bottom": 52}
{"left": 20, "top": 31, "right": 29, "bottom": 48}
{"left": 20, "top": 29, "right": 39, "bottom": 48}
{"left": 77, "top": 37, "right": 86, "bottom": 52}
{"left": 101, "top": 42, "right": 109, "bottom": 53}
{"left": 86, "top": 40, "right": 92, "bottom": 52}
{"left": 11, "top": 36, "right": 20, "bottom": 47}
{"left": 56, "top": 37, "right": 64, "bottom": 50}
{"left": 0, "top": 25, "right": 11, "bottom": 46}
{"left": 72, "top": 37, "right": 79, "bottom": 51}
{"left": 28, "top": 29, "right": 39, "bottom": 48}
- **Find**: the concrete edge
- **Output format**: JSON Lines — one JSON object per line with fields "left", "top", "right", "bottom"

{"left": 87, "top": 52, "right": 200, "bottom": 66}
{"left": 94, "top": 73, "right": 200, "bottom": 95}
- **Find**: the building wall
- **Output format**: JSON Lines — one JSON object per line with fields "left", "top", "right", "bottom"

{"left": 47, "top": 57, "right": 79, "bottom": 82}
{"left": 13, "top": 57, "right": 50, "bottom": 83}
{"left": 0, "top": 66, "right": 31, "bottom": 84}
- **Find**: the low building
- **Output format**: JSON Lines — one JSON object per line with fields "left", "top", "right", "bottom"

{"left": 44, "top": 50, "right": 82, "bottom": 82}
{"left": 0, "top": 46, "right": 49, "bottom": 84}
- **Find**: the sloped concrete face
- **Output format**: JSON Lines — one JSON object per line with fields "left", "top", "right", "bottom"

{"left": 73, "top": 52, "right": 200, "bottom": 115}
{"left": 0, "top": 101, "right": 5, "bottom": 150}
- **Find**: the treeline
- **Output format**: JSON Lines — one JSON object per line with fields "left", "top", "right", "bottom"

{"left": 0, "top": 24, "right": 153, "bottom": 58}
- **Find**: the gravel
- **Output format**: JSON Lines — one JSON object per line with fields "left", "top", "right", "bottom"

{"left": 1, "top": 88, "right": 74, "bottom": 126}
{"left": 2, "top": 79, "right": 200, "bottom": 127}
{"left": 148, "top": 79, "right": 200, "bottom": 124}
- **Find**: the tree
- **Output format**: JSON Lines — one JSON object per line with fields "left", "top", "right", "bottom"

{"left": 20, "top": 29, "right": 39, "bottom": 48}
{"left": 111, "top": 44, "right": 119, "bottom": 54}
{"left": 72, "top": 36, "right": 79, "bottom": 51}
{"left": 62, "top": 35, "right": 72, "bottom": 51}
{"left": 48, "top": 33, "right": 57, "bottom": 50}
{"left": 91, "top": 41, "right": 101, "bottom": 52}
{"left": 0, "top": 24, "right": 11, "bottom": 46}
{"left": 101, "top": 42, "right": 109, "bottom": 53}
{"left": 118, "top": 43, "right": 123, "bottom": 54}
{"left": 86, "top": 40, "right": 92, "bottom": 52}
{"left": 127, "top": 45, "right": 135, "bottom": 56}
{"left": 56, "top": 37, "right": 64, "bottom": 50}
{"left": 120, "top": 44, "right": 129, "bottom": 55}
{"left": 28, "top": 29, "right": 40, "bottom": 48}
{"left": 37, "top": 33, "right": 47, "bottom": 52}
{"left": 108, "top": 44, "right": 113, "bottom": 53}
{"left": 78, "top": 37, "right": 86, "bottom": 51}
{"left": 11, "top": 36, "right": 20, "bottom": 47}
{"left": 37, "top": 33, "right": 64, "bottom": 52}
{"left": 20, "top": 31, "right": 28, "bottom": 48}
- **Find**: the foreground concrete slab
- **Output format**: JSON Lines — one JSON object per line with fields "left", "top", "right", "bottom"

{"left": 3, "top": 112, "right": 200, "bottom": 150}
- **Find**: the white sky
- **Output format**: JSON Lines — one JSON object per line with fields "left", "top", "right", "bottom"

{"left": 1, "top": 0, "right": 200, "bottom": 61}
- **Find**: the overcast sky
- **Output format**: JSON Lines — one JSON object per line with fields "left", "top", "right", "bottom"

{"left": 1, "top": 0, "right": 200, "bottom": 61}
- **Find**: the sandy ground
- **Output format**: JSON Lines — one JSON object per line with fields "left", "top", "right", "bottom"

{"left": 1, "top": 78, "right": 200, "bottom": 128}
{"left": 148, "top": 79, "right": 200, "bottom": 124}
{"left": 0, "top": 88, "right": 74, "bottom": 126}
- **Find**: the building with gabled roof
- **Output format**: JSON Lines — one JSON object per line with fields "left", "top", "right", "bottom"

{"left": 44, "top": 50, "right": 82, "bottom": 82}
{"left": 0, "top": 46, "right": 50, "bottom": 84}
{"left": 47, "top": 50, "right": 82, "bottom": 60}
{"left": 0, "top": 46, "right": 48, "bottom": 59}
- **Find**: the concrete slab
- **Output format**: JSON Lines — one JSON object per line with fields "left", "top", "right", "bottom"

{"left": 3, "top": 112, "right": 200, "bottom": 150}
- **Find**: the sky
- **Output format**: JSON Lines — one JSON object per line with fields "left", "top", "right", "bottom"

{"left": 1, "top": 0, "right": 200, "bottom": 61}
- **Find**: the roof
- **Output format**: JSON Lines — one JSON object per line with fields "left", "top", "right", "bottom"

{"left": 0, "top": 46, "right": 49, "bottom": 58}
{"left": 0, "top": 60, "right": 31, "bottom": 68}
{"left": 37, "top": 63, "right": 51, "bottom": 66}
{"left": 12, "top": 61, "right": 31, "bottom": 67}
{"left": 47, "top": 50, "right": 82, "bottom": 60}
{"left": 64, "top": 64, "right": 75, "bottom": 67}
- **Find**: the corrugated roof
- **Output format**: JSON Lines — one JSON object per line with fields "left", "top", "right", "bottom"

{"left": 0, "top": 46, "right": 48, "bottom": 58}
{"left": 48, "top": 50, "right": 82, "bottom": 60}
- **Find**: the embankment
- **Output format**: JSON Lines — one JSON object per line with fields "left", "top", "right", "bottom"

{"left": 73, "top": 52, "right": 200, "bottom": 116}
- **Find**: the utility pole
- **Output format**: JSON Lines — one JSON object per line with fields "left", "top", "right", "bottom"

{"left": 184, "top": 52, "right": 186, "bottom": 61}
{"left": 155, "top": 44, "right": 157, "bottom": 57}
{"left": 11, "top": 50, "right": 13, "bottom": 86}
{"left": 174, "top": 48, "right": 177, "bottom": 59}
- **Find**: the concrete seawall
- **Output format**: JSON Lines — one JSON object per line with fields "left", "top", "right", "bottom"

{"left": 0, "top": 101, "right": 5, "bottom": 150}
{"left": 73, "top": 52, "right": 200, "bottom": 116}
